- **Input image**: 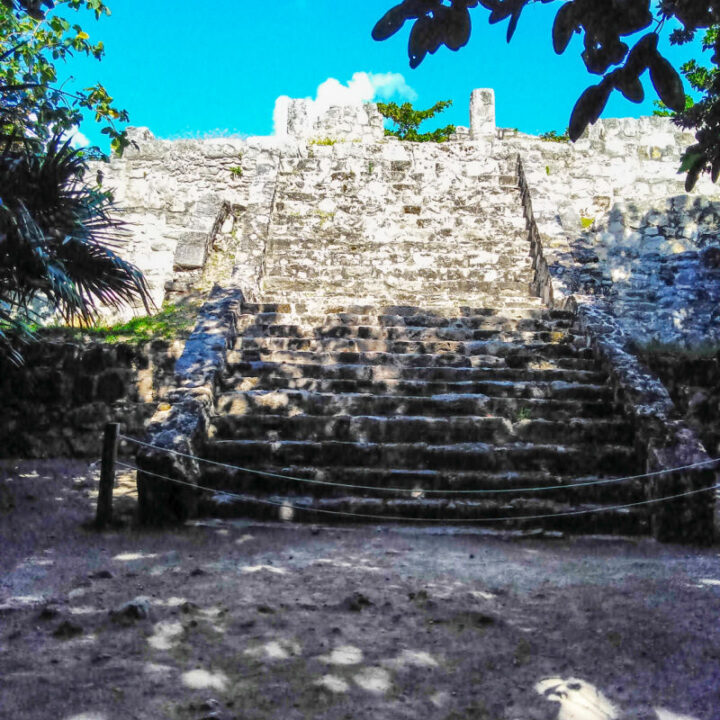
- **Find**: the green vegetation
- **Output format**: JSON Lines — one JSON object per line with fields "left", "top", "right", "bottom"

{"left": 516, "top": 407, "right": 531, "bottom": 421}
{"left": 377, "top": 100, "right": 455, "bottom": 142}
{"left": 309, "top": 137, "right": 339, "bottom": 146}
{"left": 580, "top": 216, "right": 594, "bottom": 229}
{"left": 38, "top": 301, "right": 202, "bottom": 344}
{"left": 229, "top": 165, "right": 243, "bottom": 177}
{"left": 0, "top": 1, "right": 149, "bottom": 365}
{"left": 539, "top": 129, "right": 570, "bottom": 143}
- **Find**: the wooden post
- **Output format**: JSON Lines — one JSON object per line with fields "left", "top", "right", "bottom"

{"left": 96, "top": 422, "right": 119, "bottom": 529}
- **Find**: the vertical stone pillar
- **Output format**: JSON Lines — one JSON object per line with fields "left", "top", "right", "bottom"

{"left": 470, "top": 88, "right": 496, "bottom": 139}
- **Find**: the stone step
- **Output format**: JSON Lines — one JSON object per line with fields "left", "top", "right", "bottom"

{"left": 226, "top": 374, "right": 608, "bottom": 399}
{"left": 197, "top": 491, "right": 648, "bottom": 534}
{"left": 241, "top": 299, "right": 549, "bottom": 315}
{"left": 256, "top": 297, "right": 548, "bottom": 312}
{"left": 199, "top": 463, "right": 643, "bottom": 502}
{"left": 263, "top": 256, "right": 534, "bottom": 275}
{"left": 224, "top": 361, "right": 605, "bottom": 386}
{"left": 237, "top": 316, "right": 576, "bottom": 336}
{"left": 235, "top": 332, "right": 578, "bottom": 354}
{"left": 267, "top": 224, "right": 530, "bottom": 243}
{"left": 204, "top": 439, "right": 638, "bottom": 476}
{"left": 232, "top": 343, "right": 595, "bottom": 367}
{"left": 214, "top": 390, "right": 616, "bottom": 420}
{"left": 261, "top": 279, "right": 535, "bottom": 297}
{"left": 210, "top": 414, "right": 634, "bottom": 446}
{"left": 228, "top": 351, "right": 597, "bottom": 374}
{"left": 240, "top": 304, "right": 566, "bottom": 322}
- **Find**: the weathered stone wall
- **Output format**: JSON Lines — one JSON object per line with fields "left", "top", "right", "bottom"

{"left": 510, "top": 117, "right": 720, "bottom": 344}
{"left": 633, "top": 350, "right": 720, "bottom": 459}
{"left": 94, "top": 90, "right": 720, "bottom": 346}
{"left": 0, "top": 339, "right": 182, "bottom": 458}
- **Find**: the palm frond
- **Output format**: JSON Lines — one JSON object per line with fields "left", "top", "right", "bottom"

{"left": 0, "top": 128, "right": 152, "bottom": 360}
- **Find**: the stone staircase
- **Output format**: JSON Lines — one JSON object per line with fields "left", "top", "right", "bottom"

{"left": 195, "top": 300, "right": 647, "bottom": 533}
{"left": 184, "top": 145, "right": 648, "bottom": 532}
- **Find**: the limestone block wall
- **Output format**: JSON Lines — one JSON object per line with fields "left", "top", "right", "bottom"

{"left": 505, "top": 117, "right": 720, "bottom": 344}
{"left": 0, "top": 339, "right": 182, "bottom": 458}
{"left": 274, "top": 97, "right": 385, "bottom": 142}
{"left": 94, "top": 90, "right": 720, "bottom": 346}
{"left": 94, "top": 128, "right": 266, "bottom": 314}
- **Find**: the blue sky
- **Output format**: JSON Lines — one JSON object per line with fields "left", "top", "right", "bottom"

{"left": 60, "top": 1, "right": 704, "bottom": 148}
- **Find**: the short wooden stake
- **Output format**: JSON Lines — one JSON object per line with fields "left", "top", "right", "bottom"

{"left": 96, "top": 422, "right": 119, "bottom": 529}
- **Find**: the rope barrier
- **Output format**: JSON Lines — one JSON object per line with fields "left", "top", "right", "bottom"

{"left": 117, "top": 460, "right": 720, "bottom": 525}
{"left": 118, "top": 433, "right": 720, "bottom": 497}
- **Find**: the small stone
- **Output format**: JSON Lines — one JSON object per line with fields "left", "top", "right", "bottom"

{"left": 53, "top": 620, "right": 83, "bottom": 639}
{"left": 38, "top": 606, "right": 60, "bottom": 621}
{"left": 189, "top": 567, "right": 207, "bottom": 577}
{"left": 110, "top": 596, "right": 152, "bottom": 622}
{"left": 257, "top": 604, "right": 275, "bottom": 614}
{"left": 88, "top": 570, "right": 114, "bottom": 580}
{"left": 339, "top": 592, "right": 372, "bottom": 612}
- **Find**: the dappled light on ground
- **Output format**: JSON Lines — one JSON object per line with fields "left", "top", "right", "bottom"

{"left": 319, "top": 645, "right": 364, "bottom": 665}
{"left": 314, "top": 674, "right": 350, "bottom": 693}
{"left": 181, "top": 668, "right": 228, "bottom": 691}
{"left": 1, "top": 460, "right": 718, "bottom": 720}
{"left": 353, "top": 666, "right": 392, "bottom": 694}
{"left": 240, "top": 564, "right": 287, "bottom": 575}
{"left": 148, "top": 620, "right": 184, "bottom": 650}
{"left": 245, "top": 638, "right": 301, "bottom": 660}
{"left": 383, "top": 649, "right": 439, "bottom": 670}
{"left": 112, "top": 551, "right": 159, "bottom": 562}
{"left": 144, "top": 662, "right": 173, "bottom": 677}
{"left": 535, "top": 677, "right": 617, "bottom": 720}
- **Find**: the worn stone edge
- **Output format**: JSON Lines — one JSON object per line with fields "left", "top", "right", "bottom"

{"left": 135, "top": 286, "right": 243, "bottom": 525}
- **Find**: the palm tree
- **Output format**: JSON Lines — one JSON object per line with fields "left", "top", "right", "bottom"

{"left": 0, "top": 133, "right": 152, "bottom": 364}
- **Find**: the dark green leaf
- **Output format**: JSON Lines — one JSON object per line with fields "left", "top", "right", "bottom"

{"left": 649, "top": 53, "right": 686, "bottom": 113}
{"left": 372, "top": 5, "right": 408, "bottom": 41}
{"left": 568, "top": 82, "right": 611, "bottom": 141}
{"left": 552, "top": 2, "right": 576, "bottom": 55}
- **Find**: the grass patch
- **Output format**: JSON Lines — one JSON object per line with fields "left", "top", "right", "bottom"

{"left": 37, "top": 300, "right": 203, "bottom": 344}
{"left": 309, "top": 137, "right": 339, "bottom": 146}
{"left": 580, "top": 216, "right": 594, "bottom": 229}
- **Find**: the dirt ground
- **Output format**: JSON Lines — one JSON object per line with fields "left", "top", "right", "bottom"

{"left": 1, "top": 459, "right": 719, "bottom": 720}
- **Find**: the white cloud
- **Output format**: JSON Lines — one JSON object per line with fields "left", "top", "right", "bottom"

{"left": 273, "top": 71, "right": 417, "bottom": 135}
{"left": 69, "top": 130, "right": 90, "bottom": 149}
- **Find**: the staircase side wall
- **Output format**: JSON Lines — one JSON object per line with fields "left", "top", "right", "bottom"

{"left": 502, "top": 117, "right": 720, "bottom": 346}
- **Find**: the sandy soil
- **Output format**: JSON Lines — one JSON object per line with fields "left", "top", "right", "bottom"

{"left": 1, "top": 459, "right": 719, "bottom": 720}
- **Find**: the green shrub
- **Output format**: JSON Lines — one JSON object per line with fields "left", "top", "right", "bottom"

{"left": 377, "top": 100, "right": 455, "bottom": 142}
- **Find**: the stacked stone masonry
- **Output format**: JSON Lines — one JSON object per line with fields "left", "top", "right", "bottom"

{"left": 98, "top": 91, "right": 720, "bottom": 347}
{"left": 0, "top": 339, "right": 182, "bottom": 458}
{"left": 69, "top": 91, "right": 720, "bottom": 541}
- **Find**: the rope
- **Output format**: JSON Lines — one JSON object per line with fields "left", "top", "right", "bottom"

{"left": 118, "top": 433, "right": 720, "bottom": 496}
{"left": 117, "top": 461, "right": 720, "bottom": 525}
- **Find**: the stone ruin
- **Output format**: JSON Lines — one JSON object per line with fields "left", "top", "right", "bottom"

{"left": 16, "top": 89, "right": 720, "bottom": 541}
{"left": 98, "top": 88, "right": 720, "bottom": 348}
